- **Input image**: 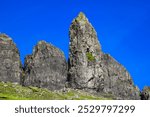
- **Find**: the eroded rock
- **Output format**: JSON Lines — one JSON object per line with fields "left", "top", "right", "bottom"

{"left": 24, "top": 41, "right": 67, "bottom": 90}
{"left": 101, "top": 54, "right": 140, "bottom": 99}
{"left": 68, "top": 12, "right": 104, "bottom": 90}
{"left": 140, "top": 87, "right": 150, "bottom": 100}
{"left": 68, "top": 12, "right": 140, "bottom": 99}
{"left": 0, "top": 33, "right": 22, "bottom": 83}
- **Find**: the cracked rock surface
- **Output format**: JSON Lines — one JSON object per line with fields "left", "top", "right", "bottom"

{"left": 68, "top": 12, "right": 140, "bottom": 99}
{"left": 24, "top": 41, "right": 67, "bottom": 91}
{"left": 101, "top": 54, "right": 140, "bottom": 99}
{"left": 0, "top": 34, "right": 22, "bottom": 83}
{"left": 68, "top": 12, "right": 103, "bottom": 90}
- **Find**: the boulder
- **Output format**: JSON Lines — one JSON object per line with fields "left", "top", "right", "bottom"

{"left": 140, "top": 87, "right": 150, "bottom": 100}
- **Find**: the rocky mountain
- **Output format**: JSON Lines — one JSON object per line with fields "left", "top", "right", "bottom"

{"left": 68, "top": 12, "right": 103, "bottom": 90}
{"left": 0, "top": 34, "right": 22, "bottom": 84}
{"left": 68, "top": 12, "right": 140, "bottom": 100}
{"left": 0, "top": 12, "right": 148, "bottom": 100}
{"left": 23, "top": 41, "right": 67, "bottom": 91}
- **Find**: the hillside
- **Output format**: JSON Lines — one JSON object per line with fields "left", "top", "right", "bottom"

{"left": 0, "top": 82, "right": 113, "bottom": 100}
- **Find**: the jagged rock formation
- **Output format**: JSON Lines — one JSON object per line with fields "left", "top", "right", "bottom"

{"left": 0, "top": 12, "right": 148, "bottom": 100}
{"left": 24, "top": 41, "right": 67, "bottom": 90}
{"left": 0, "top": 34, "right": 22, "bottom": 83}
{"left": 68, "top": 12, "right": 103, "bottom": 90}
{"left": 101, "top": 54, "right": 140, "bottom": 99}
{"left": 68, "top": 12, "right": 140, "bottom": 99}
{"left": 140, "top": 87, "right": 150, "bottom": 100}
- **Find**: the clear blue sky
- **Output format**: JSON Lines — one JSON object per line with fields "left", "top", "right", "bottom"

{"left": 0, "top": 0, "right": 150, "bottom": 90}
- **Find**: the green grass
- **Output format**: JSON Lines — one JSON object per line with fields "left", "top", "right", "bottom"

{"left": 86, "top": 52, "right": 95, "bottom": 61}
{"left": 0, "top": 82, "right": 112, "bottom": 100}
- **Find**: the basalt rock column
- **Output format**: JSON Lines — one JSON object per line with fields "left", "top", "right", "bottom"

{"left": 24, "top": 41, "right": 67, "bottom": 90}
{"left": 68, "top": 12, "right": 104, "bottom": 90}
{"left": 0, "top": 33, "right": 22, "bottom": 83}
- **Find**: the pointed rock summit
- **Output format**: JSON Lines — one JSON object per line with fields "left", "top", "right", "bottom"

{"left": 68, "top": 12, "right": 140, "bottom": 99}
{"left": 0, "top": 33, "right": 22, "bottom": 83}
{"left": 68, "top": 12, "right": 103, "bottom": 89}
{"left": 24, "top": 41, "right": 67, "bottom": 90}
{"left": 73, "top": 12, "right": 89, "bottom": 25}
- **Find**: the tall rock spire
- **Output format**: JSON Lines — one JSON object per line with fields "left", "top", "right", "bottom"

{"left": 68, "top": 12, "right": 104, "bottom": 90}
{"left": 68, "top": 12, "right": 140, "bottom": 99}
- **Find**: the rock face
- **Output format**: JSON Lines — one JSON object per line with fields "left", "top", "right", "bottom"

{"left": 68, "top": 12, "right": 103, "bottom": 90}
{"left": 24, "top": 41, "right": 67, "bottom": 91}
{"left": 68, "top": 12, "right": 140, "bottom": 99}
{"left": 0, "top": 33, "right": 22, "bottom": 83}
{"left": 140, "top": 87, "right": 150, "bottom": 100}
{"left": 101, "top": 54, "right": 140, "bottom": 99}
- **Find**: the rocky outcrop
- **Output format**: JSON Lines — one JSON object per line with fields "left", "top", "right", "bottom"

{"left": 140, "top": 87, "right": 150, "bottom": 100}
{"left": 24, "top": 41, "right": 67, "bottom": 91}
{"left": 68, "top": 12, "right": 140, "bottom": 99}
{"left": 0, "top": 33, "right": 22, "bottom": 83}
{"left": 0, "top": 12, "right": 144, "bottom": 100}
{"left": 101, "top": 54, "right": 140, "bottom": 99}
{"left": 68, "top": 12, "right": 103, "bottom": 90}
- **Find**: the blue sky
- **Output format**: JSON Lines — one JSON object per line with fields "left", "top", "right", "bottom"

{"left": 0, "top": 0, "right": 150, "bottom": 90}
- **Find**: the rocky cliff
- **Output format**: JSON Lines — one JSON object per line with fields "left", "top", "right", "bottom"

{"left": 0, "top": 33, "right": 22, "bottom": 84}
{"left": 68, "top": 12, "right": 140, "bottom": 99}
{"left": 0, "top": 12, "right": 148, "bottom": 100}
{"left": 23, "top": 41, "right": 67, "bottom": 91}
{"left": 101, "top": 54, "right": 140, "bottom": 99}
{"left": 68, "top": 12, "right": 103, "bottom": 90}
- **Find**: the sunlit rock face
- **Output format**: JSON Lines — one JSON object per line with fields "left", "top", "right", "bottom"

{"left": 0, "top": 33, "right": 22, "bottom": 83}
{"left": 24, "top": 41, "right": 67, "bottom": 91}
{"left": 68, "top": 12, "right": 140, "bottom": 99}
{"left": 68, "top": 12, "right": 104, "bottom": 90}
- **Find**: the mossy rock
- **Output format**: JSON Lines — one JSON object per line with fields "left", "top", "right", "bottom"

{"left": 0, "top": 34, "right": 11, "bottom": 41}
{"left": 74, "top": 12, "right": 88, "bottom": 24}
{"left": 86, "top": 52, "right": 95, "bottom": 61}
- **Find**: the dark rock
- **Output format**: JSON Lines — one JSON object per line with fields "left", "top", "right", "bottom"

{"left": 68, "top": 12, "right": 103, "bottom": 90}
{"left": 140, "top": 87, "right": 150, "bottom": 100}
{"left": 0, "top": 33, "right": 22, "bottom": 83}
{"left": 101, "top": 54, "right": 140, "bottom": 99}
{"left": 24, "top": 41, "right": 67, "bottom": 91}
{"left": 68, "top": 12, "right": 140, "bottom": 99}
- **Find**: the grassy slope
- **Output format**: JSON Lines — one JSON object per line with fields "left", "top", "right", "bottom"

{"left": 0, "top": 82, "right": 113, "bottom": 100}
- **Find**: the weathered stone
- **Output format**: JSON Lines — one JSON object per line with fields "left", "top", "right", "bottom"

{"left": 0, "top": 33, "right": 22, "bottom": 83}
{"left": 68, "top": 12, "right": 103, "bottom": 90}
{"left": 140, "top": 87, "right": 150, "bottom": 100}
{"left": 68, "top": 12, "right": 140, "bottom": 99}
{"left": 101, "top": 54, "right": 140, "bottom": 99}
{"left": 24, "top": 41, "right": 67, "bottom": 91}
